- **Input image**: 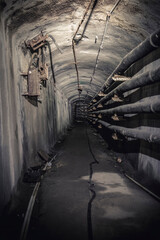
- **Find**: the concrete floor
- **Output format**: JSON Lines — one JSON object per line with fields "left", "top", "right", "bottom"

{"left": 28, "top": 123, "right": 160, "bottom": 240}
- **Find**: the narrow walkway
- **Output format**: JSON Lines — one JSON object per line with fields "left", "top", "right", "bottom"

{"left": 28, "top": 123, "right": 160, "bottom": 240}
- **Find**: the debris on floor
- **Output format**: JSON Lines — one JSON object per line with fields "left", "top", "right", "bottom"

{"left": 45, "top": 161, "right": 52, "bottom": 170}
{"left": 117, "top": 157, "right": 122, "bottom": 163}
{"left": 37, "top": 150, "right": 51, "bottom": 162}
{"left": 23, "top": 167, "right": 45, "bottom": 183}
{"left": 23, "top": 152, "right": 58, "bottom": 183}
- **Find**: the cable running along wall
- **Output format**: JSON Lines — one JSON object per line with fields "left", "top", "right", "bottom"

{"left": 84, "top": 0, "right": 122, "bottom": 102}
{"left": 72, "top": 0, "right": 98, "bottom": 99}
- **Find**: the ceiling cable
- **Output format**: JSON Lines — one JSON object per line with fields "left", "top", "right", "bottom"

{"left": 46, "top": 41, "right": 56, "bottom": 85}
{"left": 72, "top": 0, "right": 94, "bottom": 95}
{"left": 48, "top": 34, "right": 63, "bottom": 54}
{"left": 84, "top": 0, "right": 122, "bottom": 103}
{"left": 74, "top": 0, "right": 98, "bottom": 45}
{"left": 72, "top": 41, "right": 80, "bottom": 88}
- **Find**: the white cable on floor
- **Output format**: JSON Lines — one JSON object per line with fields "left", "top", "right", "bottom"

{"left": 20, "top": 182, "right": 40, "bottom": 240}
{"left": 20, "top": 155, "right": 57, "bottom": 240}
{"left": 125, "top": 173, "right": 160, "bottom": 202}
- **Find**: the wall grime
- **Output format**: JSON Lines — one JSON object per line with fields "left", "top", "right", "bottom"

{"left": 0, "top": 14, "right": 71, "bottom": 214}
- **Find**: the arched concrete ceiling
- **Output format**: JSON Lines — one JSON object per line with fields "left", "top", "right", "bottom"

{"left": 3, "top": 0, "right": 160, "bottom": 104}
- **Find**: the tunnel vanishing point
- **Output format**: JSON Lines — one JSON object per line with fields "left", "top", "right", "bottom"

{"left": 0, "top": 0, "right": 160, "bottom": 239}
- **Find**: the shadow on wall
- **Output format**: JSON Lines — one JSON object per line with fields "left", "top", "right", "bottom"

{"left": 24, "top": 96, "right": 38, "bottom": 107}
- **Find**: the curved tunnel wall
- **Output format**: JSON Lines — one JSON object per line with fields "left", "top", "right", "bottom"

{"left": 0, "top": 14, "right": 71, "bottom": 213}
{"left": 0, "top": 0, "right": 160, "bottom": 213}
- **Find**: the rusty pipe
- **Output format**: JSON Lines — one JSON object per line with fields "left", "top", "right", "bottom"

{"left": 85, "top": 0, "right": 122, "bottom": 102}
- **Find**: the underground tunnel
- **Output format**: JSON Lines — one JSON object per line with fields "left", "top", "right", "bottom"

{"left": 0, "top": 0, "right": 160, "bottom": 239}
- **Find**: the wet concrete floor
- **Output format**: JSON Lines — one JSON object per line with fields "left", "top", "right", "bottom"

{"left": 28, "top": 123, "right": 160, "bottom": 240}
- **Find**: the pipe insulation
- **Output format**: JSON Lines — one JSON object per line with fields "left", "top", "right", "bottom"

{"left": 72, "top": 0, "right": 93, "bottom": 89}
{"left": 91, "top": 65, "right": 160, "bottom": 108}
{"left": 93, "top": 95, "right": 160, "bottom": 115}
{"left": 105, "top": 28, "right": 160, "bottom": 88}
{"left": 89, "top": 28, "right": 160, "bottom": 104}
{"left": 98, "top": 120, "right": 160, "bottom": 143}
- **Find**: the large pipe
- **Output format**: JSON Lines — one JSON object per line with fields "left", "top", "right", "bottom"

{"left": 94, "top": 96, "right": 160, "bottom": 115}
{"left": 98, "top": 120, "right": 160, "bottom": 143}
{"left": 89, "top": 28, "right": 160, "bottom": 105}
{"left": 72, "top": 0, "right": 93, "bottom": 90}
{"left": 91, "top": 65, "right": 160, "bottom": 108}
{"left": 104, "top": 28, "right": 160, "bottom": 88}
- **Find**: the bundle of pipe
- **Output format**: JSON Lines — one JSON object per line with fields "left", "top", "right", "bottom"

{"left": 98, "top": 120, "right": 160, "bottom": 143}
{"left": 88, "top": 28, "right": 160, "bottom": 107}
{"left": 91, "top": 65, "right": 160, "bottom": 108}
{"left": 105, "top": 28, "right": 160, "bottom": 87}
{"left": 93, "top": 95, "right": 160, "bottom": 115}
